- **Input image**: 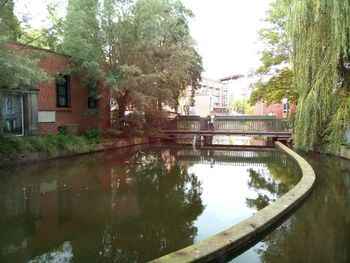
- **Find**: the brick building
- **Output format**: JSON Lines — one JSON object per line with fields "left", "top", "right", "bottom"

{"left": 1, "top": 42, "right": 110, "bottom": 136}
{"left": 253, "top": 99, "right": 296, "bottom": 118}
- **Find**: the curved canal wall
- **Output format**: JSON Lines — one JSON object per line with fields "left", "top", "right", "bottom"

{"left": 0, "top": 137, "right": 148, "bottom": 168}
{"left": 333, "top": 145, "right": 350, "bottom": 160}
{"left": 151, "top": 142, "right": 316, "bottom": 263}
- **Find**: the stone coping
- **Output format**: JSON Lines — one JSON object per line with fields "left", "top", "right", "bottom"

{"left": 151, "top": 142, "right": 316, "bottom": 263}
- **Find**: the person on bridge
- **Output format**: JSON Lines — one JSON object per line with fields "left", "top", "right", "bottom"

{"left": 210, "top": 111, "right": 215, "bottom": 130}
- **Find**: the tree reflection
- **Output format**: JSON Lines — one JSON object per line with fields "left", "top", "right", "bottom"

{"left": 98, "top": 150, "right": 204, "bottom": 262}
{"left": 241, "top": 154, "right": 350, "bottom": 263}
{"left": 0, "top": 148, "right": 204, "bottom": 263}
{"left": 245, "top": 153, "right": 301, "bottom": 211}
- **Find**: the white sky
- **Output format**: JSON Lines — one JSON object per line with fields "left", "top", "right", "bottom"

{"left": 181, "top": 0, "right": 272, "bottom": 79}
{"left": 15, "top": 0, "right": 272, "bottom": 80}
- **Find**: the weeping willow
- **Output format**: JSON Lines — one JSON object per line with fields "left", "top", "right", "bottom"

{"left": 285, "top": 0, "right": 350, "bottom": 152}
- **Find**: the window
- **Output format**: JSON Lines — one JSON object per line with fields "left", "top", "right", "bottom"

{"left": 88, "top": 82, "right": 98, "bottom": 109}
{"left": 56, "top": 75, "right": 70, "bottom": 108}
{"left": 283, "top": 102, "right": 290, "bottom": 114}
{"left": 88, "top": 96, "right": 98, "bottom": 109}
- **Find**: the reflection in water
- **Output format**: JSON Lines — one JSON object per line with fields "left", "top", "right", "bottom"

{"left": 233, "top": 153, "right": 350, "bottom": 263}
{"left": 0, "top": 146, "right": 300, "bottom": 262}
{"left": 96, "top": 151, "right": 205, "bottom": 262}
{"left": 28, "top": 241, "right": 72, "bottom": 263}
{"left": 246, "top": 158, "right": 301, "bottom": 211}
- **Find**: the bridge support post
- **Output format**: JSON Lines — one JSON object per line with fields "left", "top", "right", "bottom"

{"left": 203, "top": 135, "right": 213, "bottom": 146}
{"left": 272, "top": 137, "right": 277, "bottom": 145}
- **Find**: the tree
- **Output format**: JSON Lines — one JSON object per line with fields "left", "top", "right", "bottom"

{"left": 250, "top": 0, "right": 298, "bottom": 106}
{"left": 131, "top": 0, "right": 202, "bottom": 111}
{"left": 228, "top": 95, "right": 253, "bottom": 115}
{"left": 286, "top": 0, "right": 350, "bottom": 151}
{"left": 0, "top": 0, "right": 21, "bottom": 40}
{"left": 104, "top": 0, "right": 202, "bottom": 119}
{"left": 60, "top": 0, "right": 202, "bottom": 134}
{"left": 61, "top": 0, "right": 102, "bottom": 82}
{"left": 18, "top": 3, "right": 64, "bottom": 51}
{"left": 0, "top": 41, "right": 48, "bottom": 90}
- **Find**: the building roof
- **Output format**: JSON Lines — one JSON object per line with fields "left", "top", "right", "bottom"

{"left": 6, "top": 40, "right": 70, "bottom": 57}
{"left": 219, "top": 74, "right": 244, "bottom": 82}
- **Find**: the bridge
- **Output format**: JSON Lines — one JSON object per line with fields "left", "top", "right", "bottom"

{"left": 160, "top": 116, "right": 293, "bottom": 141}
{"left": 173, "top": 148, "right": 279, "bottom": 167}
{"left": 151, "top": 146, "right": 297, "bottom": 168}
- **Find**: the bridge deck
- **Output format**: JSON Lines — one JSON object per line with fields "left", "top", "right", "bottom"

{"left": 160, "top": 116, "right": 293, "bottom": 139}
{"left": 161, "top": 130, "right": 292, "bottom": 138}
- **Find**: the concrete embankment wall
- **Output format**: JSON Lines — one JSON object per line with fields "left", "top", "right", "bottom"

{"left": 333, "top": 145, "right": 350, "bottom": 161}
{"left": 151, "top": 142, "right": 316, "bottom": 263}
{"left": 0, "top": 137, "right": 148, "bottom": 168}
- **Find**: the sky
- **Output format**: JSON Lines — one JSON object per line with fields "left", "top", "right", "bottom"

{"left": 181, "top": 0, "right": 272, "bottom": 79}
{"left": 15, "top": 0, "right": 273, "bottom": 80}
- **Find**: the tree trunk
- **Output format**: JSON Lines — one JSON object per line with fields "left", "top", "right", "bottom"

{"left": 157, "top": 99, "right": 162, "bottom": 113}
{"left": 117, "top": 98, "right": 126, "bottom": 118}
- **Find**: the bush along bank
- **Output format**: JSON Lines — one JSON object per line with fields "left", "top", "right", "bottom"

{"left": 0, "top": 133, "right": 101, "bottom": 167}
{"left": 0, "top": 134, "right": 149, "bottom": 167}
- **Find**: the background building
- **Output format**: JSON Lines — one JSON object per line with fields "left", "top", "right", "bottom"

{"left": 187, "top": 75, "right": 242, "bottom": 117}
{"left": 253, "top": 99, "right": 296, "bottom": 118}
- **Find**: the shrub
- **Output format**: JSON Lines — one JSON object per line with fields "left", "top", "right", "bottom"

{"left": 84, "top": 128, "right": 102, "bottom": 141}
{"left": 0, "top": 134, "right": 96, "bottom": 160}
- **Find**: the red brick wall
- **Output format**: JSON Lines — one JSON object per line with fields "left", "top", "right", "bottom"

{"left": 254, "top": 101, "right": 296, "bottom": 118}
{"left": 6, "top": 42, "right": 110, "bottom": 134}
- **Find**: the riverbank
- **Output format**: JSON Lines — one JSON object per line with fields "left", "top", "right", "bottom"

{"left": 0, "top": 135, "right": 148, "bottom": 167}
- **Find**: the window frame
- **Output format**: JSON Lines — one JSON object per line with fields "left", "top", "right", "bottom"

{"left": 87, "top": 81, "right": 98, "bottom": 109}
{"left": 283, "top": 102, "right": 290, "bottom": 114}
{"left": 56, "top": 75, "right": 70, "bottom": 108}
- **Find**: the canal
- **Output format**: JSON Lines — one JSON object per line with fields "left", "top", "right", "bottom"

{"left": 0, "top": 146, "right": 300, "bottom": 262}
{"left": 233, "top": 152, "right": 350, "bottom": 263}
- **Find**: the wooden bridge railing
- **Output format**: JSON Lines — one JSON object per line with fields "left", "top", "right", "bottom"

{"left": 161, "top": 116, "right": 291, "bottom": 133}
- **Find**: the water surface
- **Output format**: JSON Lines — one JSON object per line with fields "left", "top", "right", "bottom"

{"left": 0, "top": 146, "right": 300, "bottom": 262}
{"left": 232, "top": 153, "right": 350, "bottom": 263}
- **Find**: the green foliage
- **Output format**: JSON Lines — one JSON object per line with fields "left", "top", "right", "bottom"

{"left": 250, "top": 68, "right": 298, "bottom": 106}
{"left": 0, "top": 39, "right": 50, "bottom": 90}
{"left": 18, "top": 3, "right": 64, "bottom": 51}
{"left": 114, "top": 112, "right": 145, "bottom": 136}
{"left": 0, "top": 0, "right": 49, "bottom": 91}
{"left": 324, "top": 93, "right": 350, "bottom": 152}
{"left": 60, "top": 0, "right": 102, "bottom": 86}
{"left": 250, "top": 0, "right": 297, "bottom": 106}
{"left": 1, "top": 0, "right": 202, "bottom": 137}
{"left": 228, "top": 96, "right": 253, "bottom": 115}
{"left": 60, "top": 0, "right": 202, "bottom": 131}
{"left": 0, "top": 134, "right": 98, "bottom": 160}
{"left": 286, "top": 0, "right": 350, "bottom": 151}
{"left": 0, "top": 0, "right": 21, "bottom": 40}
{"left": 84, "top": 127, "right": 102, "bottom": 141}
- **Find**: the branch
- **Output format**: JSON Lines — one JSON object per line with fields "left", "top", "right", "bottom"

{"left": 0, "top": 0, "right": 10, "bottom": 9}
{"left": 19, "top": 19, "right": 62, "bottom": 50}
